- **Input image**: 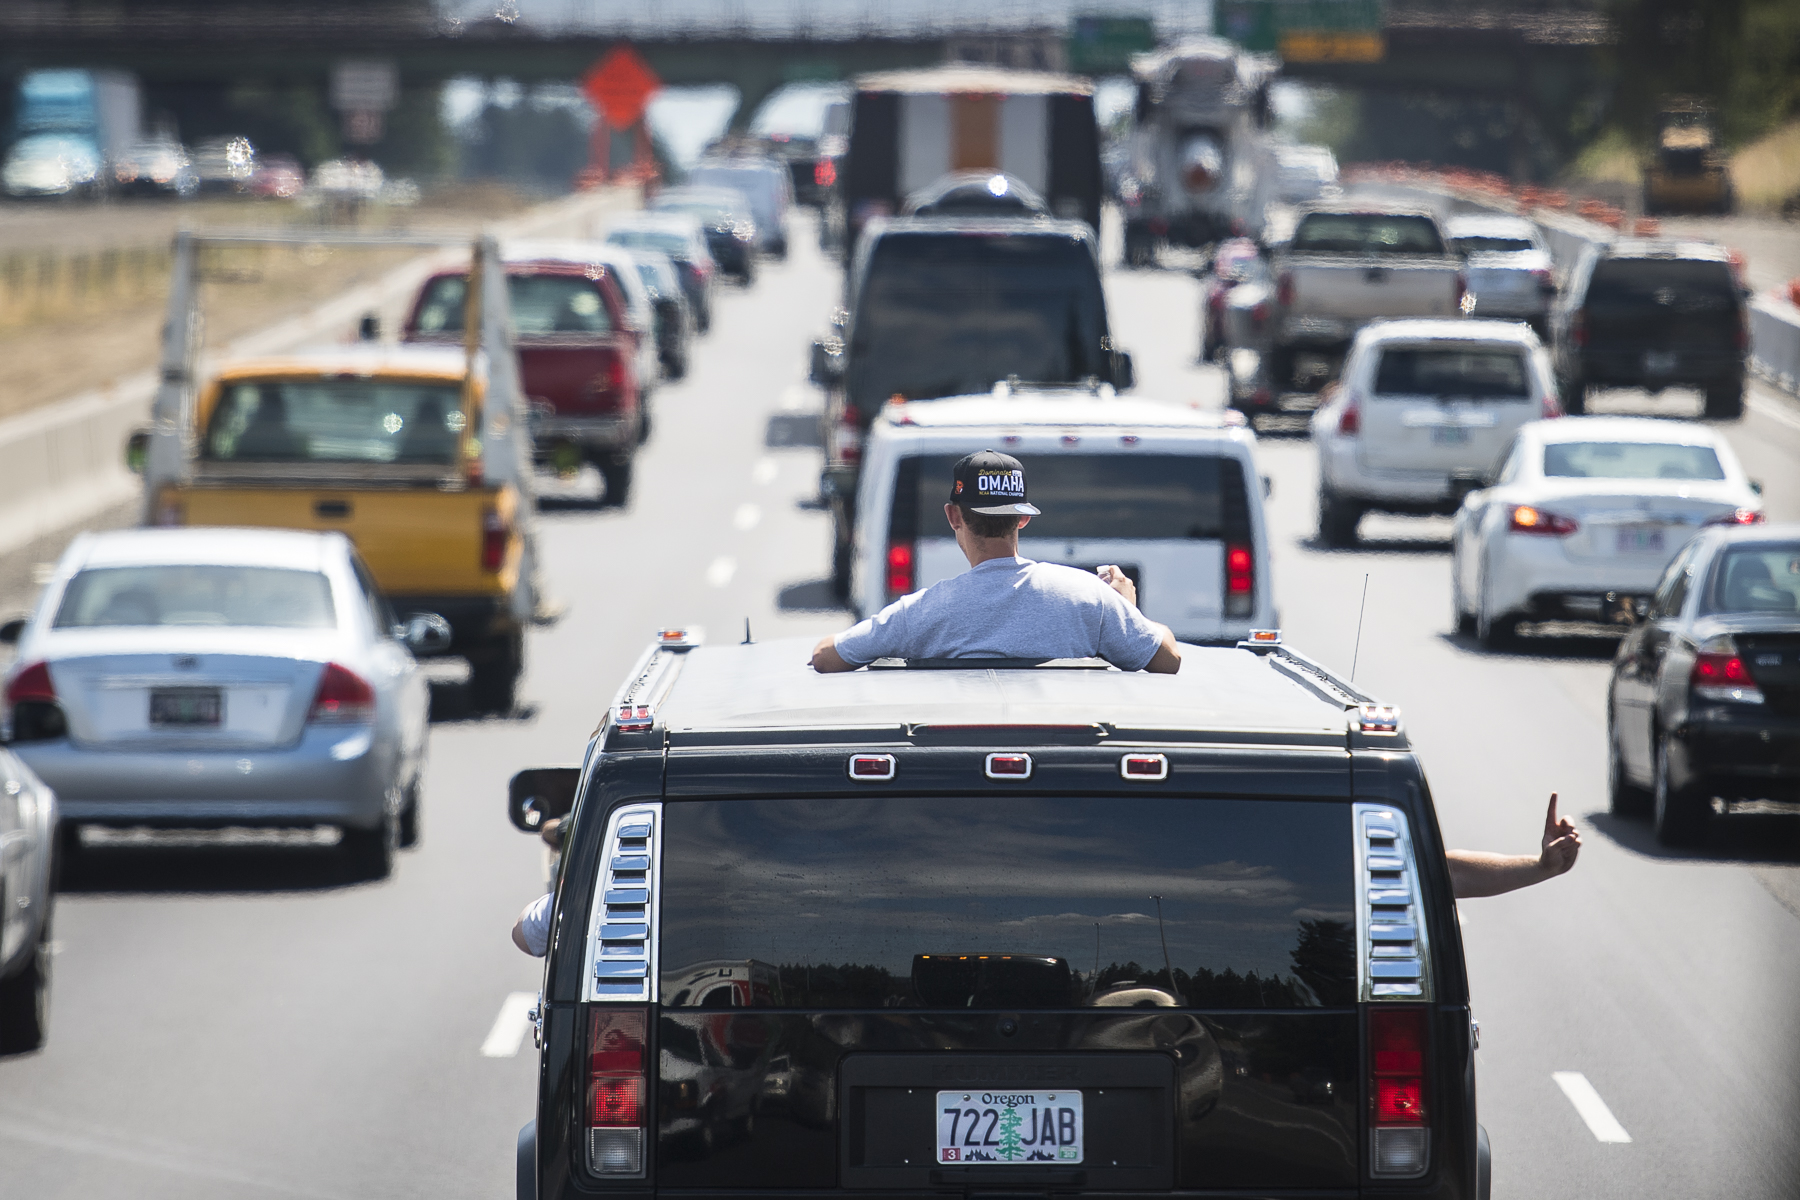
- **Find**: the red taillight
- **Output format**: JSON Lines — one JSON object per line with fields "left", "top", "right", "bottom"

{"left": 1541, "top": 388, "right": 1563, "bottom": 419}
{"left": 1705, "top": 507, "right": 1763, "bottom": 526}
{"left": 4, "top": 661, "right": 55, "bottom": 705}
{"left": 886, "top": 541, "right": 915, "bottom": 599}
{"left": 814, "top": 159, "right": 837, "bottom": 188}
{"left": 833, "top": 405, "right": 863, "bottom": 465}
{"left": 1571, "top": 308, "right": 1588, "bottom": 348}
{"left": 308, "top": 663, "right": 375, "bottom": 724}
{"left": 1693, "top": 647, "right": 1764, "bottom": 703}
{"left": 588, "top": 352, "right": 630, "bottom": 408}
{"left": 482, "top": 508, "right": 508, "bottom": 572}
{"left": 1277, "top": 271, "right": 1294, "bottom": 307}
{"left": 1337, "top": 392, "right": 1361, "bottom": 436}
{"left": 1734, "top": 310, "right": 1750, "bottom": 352}
{"left": 1694, "top": 652, "right": 1753, "bottom": 686}
{"left": 1225, "top": 543, "right": 1254, "bottom": 618}
{"left": 1508, "top": 504, "right": 1578, "bottom": 535}
{"left": 1368, "top": 1006, "right": 1430, "bottom": 1176}
{"left": 587, "top": 1007, "right": 648, "bottom": 1176}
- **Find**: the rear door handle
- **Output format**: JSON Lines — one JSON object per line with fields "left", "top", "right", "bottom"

{"left": 315, "top": 499, "right": 352, "bottom": 519}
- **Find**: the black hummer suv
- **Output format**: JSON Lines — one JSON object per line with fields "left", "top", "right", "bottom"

{"left": 507, "top": 630, "right": 1488, "bottom": 1200}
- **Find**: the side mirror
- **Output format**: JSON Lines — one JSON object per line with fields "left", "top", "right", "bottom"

{"left": 0, "top": 618, "right": 24, "bottom": 645}
{"left": 1262, "top": 474, "right": 1273, "bottom": 498}
{"left": 508, "top": 767, "right": 580, "bottom": 833}
{"left": 358, "top": 312, "right": 380, "bottom": 341}
{"left": 1110, "top": 349, "right": 1135, "bottom": 391}
{"left": 397, "top": 611, "right": 453, "bottom": 654}
{"left": 125, "top": 429, "right": 150, "bottom": 475}
{"left": 809, "top": 336, "right": 844, "bottom": 385}
{"left": 1750, "top": 479, "right": 1764, "bottom": 496}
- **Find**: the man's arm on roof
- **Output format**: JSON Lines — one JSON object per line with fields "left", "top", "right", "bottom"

{"left": 814, "top": 596, "right": 913, "bottom": 671}
{"left": 1093, "top": 578, "right": 1180, "bottom": 673}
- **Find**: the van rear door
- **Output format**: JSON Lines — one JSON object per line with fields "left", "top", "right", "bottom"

{"left": 1356, "top": 343, "right": 1536, "bottom": 475}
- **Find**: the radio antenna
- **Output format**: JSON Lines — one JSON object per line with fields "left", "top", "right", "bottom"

{"left": 1151, "top": 895, "right": 1175, "bottom": 995}
{"left": 1350, "top": 574, "right": 1370, "bottom": 683}
{"left": 742, "top": 617, "right": 753, "bottom": 645}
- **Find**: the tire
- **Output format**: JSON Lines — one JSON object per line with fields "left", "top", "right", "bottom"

{"left": 0, "top": 908, "right": 51, "bottom": 1054}
{"left": 663, "top": 351, "right": 687, "bottom": 381}
{"left": 469, "top": 629, "right": 524, "bottom": 716}
{"left": 1703, "top": 381, "right": 1744, "bottom": 421}
{"left": 1450, "top": 555, "right": 1477, "bottom": 636}
{"left": 598, "top": 457, "right": 634, "bottom": 508}
{"left": 341, "top": 811, "right": 397, "bottom": 882}
{"left": 1266, "top": 347, "right": 1295, "bottom": 392}
{"left": 830, "top": 513, "right": 852, "bottom": 603}
{"left": 1476, "top": 567, "right": 1516, "bottom": 650}
{"left": 1317, "top": 487, "right": 1361, "bottom": 549}
{"left": 398, "top": 776, "right": 422, "bottom": 849}
{"left": 636, "top": 403, "right": 653, "bottom": 446}
{"left": 1561, "top": 377, "right": 1588, "bottom": 415}
{"left": 1607, "top": 712, "right": 1651, "bottom": 816}
{"left": 1653, "top": 732, "right": 1708, "bottom": 846}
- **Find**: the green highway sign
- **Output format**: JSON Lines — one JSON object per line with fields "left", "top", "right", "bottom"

{"left": 1214, "top": 0, "right": 1385, "bottom": 57}
{"left": 1067, "top": 14, "right": 1158, "bottom": 75}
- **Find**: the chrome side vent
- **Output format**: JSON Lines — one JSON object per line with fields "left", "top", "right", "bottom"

{"left": 583, "top": 802, "right": 662, "bottom": 1003}
{"left": 1353, "top": 802, "right": 1434, "bottom": 1001}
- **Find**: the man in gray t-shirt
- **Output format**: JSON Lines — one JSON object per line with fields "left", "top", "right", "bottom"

{"left": 812, "top": 450, "right": 1181, "bottom": 673}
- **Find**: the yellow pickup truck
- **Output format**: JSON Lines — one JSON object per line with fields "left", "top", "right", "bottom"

{"left": 134, "top": 233, "right": 540, "bottom": 712}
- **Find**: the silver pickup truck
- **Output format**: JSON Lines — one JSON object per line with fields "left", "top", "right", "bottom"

{"left": 1267, "top": 205, "right": 1466, "bottom": 390}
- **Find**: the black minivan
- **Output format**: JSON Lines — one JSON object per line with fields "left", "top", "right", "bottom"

{"left": 508, "top": 630, "right": 1488, "bottom": 1200}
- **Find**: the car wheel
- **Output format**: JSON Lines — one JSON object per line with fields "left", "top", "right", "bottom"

{"left": 0, "top": 907, "right": 51, "bottom": 1054}
{"left": 1703, "top": 382, "right": 1744, "bottom": 421}
{"left": 1317, "top": 487, "right": 1360, "bottom": 549}
{"left": 637, "top": 403, "right": 653, "bottom": 447}
{"left": 398, "top": 776, "right": 423, "bottom": 849}
{"left": 341, "top": 809, "right": 397, "bottom": 881}
{"left": 1653, "top": 731, "right": 1708, "bottom": 847}
{"left": 1607, "top": 710, "right": 1650, "bottom": 816}
{"left": 1476, "top": 567, "right": 1516, "bottom": 650}
{"left": 599, "top": 457, "right": 634, "bottom": 508}
{"left": 1561, "top": 377, "right": 1587, "bottom": 416}
{"left": 1450, "top": 555, "right": 1476, "bottom": 636}
{"left": 468, "top": 629, "right": 524, "bottom": 716}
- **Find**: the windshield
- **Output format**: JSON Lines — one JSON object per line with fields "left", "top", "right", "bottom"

{"left": 1541, "top": 441, "right": 1725, "bottom": 480}
{"left": 413, "top": 274, "right": 614, "bottom": 336}
{"left": 1291, "top": 213, "right": 1445, "bottom": 255}
{"left": 54, "top": 566, "right": 335, "bottom": 629}
{"left": 849, "top": 233, "right": 1107, "bottom": 404}
{"left": 1705, "top": 545, "right": 1800, "bottom": 615}
{"left": 204, "top": 378, "right": 466, "bottom": 465}
{"left": 1586, "top": 259, "right": 1737, "bottom": 311}
{"left": 658, "top": 795, "right": 1355, "bottom": 1009}
{"left": 1453, "top": 236, "right": 1535, "bottom": 254}
{"left": 608, "top": 229, "right": 695, "bottom": 261}
{"left": 892, "top": 453, "right": 1245, "bottom": 542}
{"left": 1373, "top": 347, "right": 1529, "bottom": 398}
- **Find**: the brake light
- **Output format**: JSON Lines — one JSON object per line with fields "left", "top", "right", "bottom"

{"left": 1508, "top": 505, "right": 1578, "bottom": 535}
{"left": 1225, "top": 543, "right": 1254, "bottom": 617}
{"left": 1704, "top": 507, "right": 1763, "bottom": 526}
{"left": 1277, "top": 271, "right": 1295, "bottom": 307}
{"left": 1368, "top": 1006, "right": 1430, "bottom": 1177}
{"left": 1693, "top": 644, "right": 1764, "bottom": 704}
{"left": 1337, "top": 391, "right": 1361, "bottom": 436}
{"left": 481, "top": 508, "right": 508, "bottom": 572}
{"left": 308, "top": 663, "right": 375, "bottom": 724}
{"left": 814, "top": 159, "right": 837, "bottom": 188}
{"left": 833, "top": 405, "right": 863, "bottom": 466}
{"left": 4, "top": 661, "right": 55, "bottom": 705}
{"left": 886, "top": 541, "right": 915, "bottom": 600}
{"left": 587, "top": 1007, "right": 647, "bottom": 1176}
{"left": 1570, "top": 308, "right": 1588, "bottom": 348}
{"left": 1541, "top": 388, "right": 1563, "bottom": 419}
{"left": 587, "top": 351, "right": 630, "bottom": 408}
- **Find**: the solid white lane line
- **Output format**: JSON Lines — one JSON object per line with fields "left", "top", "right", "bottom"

{"left": 734, "top": 502, "right": 763, "bottom": 531}
{"left": 752, "top": 457, "right": 779, "bottom": 485}
{"left": 706, "top": 556, "right": 738, "bottom": 588}
{"left": 1748, "top": 393, "right": 1800, "bottom": 436}
{"left": 481, "top": 991, "right": 538, "bottom": 1059}
{"left": 1552, "top": 1072, "right": 1632, "bottom": 1143}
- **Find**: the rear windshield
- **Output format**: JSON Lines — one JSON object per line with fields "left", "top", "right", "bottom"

{"left": 849, "top": 233, "right": 1107, "bottom": 404}
{"left": 658, "top": 796, "right": 1356, "bottom": 1009}
{"left": 414, "top": 274, "right": 614, "bottom": 336}
{"left": 1291, "top": 213, "right": 1445, "bottom": 255}
{"left": 204, "top": 379, "right": 466, "bottom": 465}
{"left": 1373, "top": 348, "right": 1529, "bottom": 398}
{"left": 54, "top": 566, "right": 335, "bottom": 629}
{"left": 1452, "top": 236, "right": 1535, "bottom": 254}
{"left": 608, "top": 229, "right": 694, "bottom": 261}
{"left": 1585, "top": 258, "right": 1737, "bottom": 311}
{"left": 1542, "top": 441, "right": 1725, "bottom": 480}
{"left": 1705, "top": 545, "right": 1800, "bottom": 615}
{"left": 891, "top": 453, "right": 1248, "bottom": 542}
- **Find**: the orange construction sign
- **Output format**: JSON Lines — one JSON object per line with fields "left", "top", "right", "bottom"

{"left": 583, "top": 44, "right": 662, "bottom": 129}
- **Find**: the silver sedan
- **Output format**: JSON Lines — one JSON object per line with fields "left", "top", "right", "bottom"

{"left": 0, "top": 528, "right": 442, "bottom": 880}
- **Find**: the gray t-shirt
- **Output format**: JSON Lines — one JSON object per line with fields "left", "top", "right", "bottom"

{"left": 834, "top": 556, "right": 1165, "bottom": 669}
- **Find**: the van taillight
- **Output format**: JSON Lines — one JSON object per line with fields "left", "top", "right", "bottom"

{"left": 1368, "top": 1006, "right": 1430, "bottom": 1177}
{"left": 481, "top": 509, "right": 508, "bottom": 572}
{"left": 587, "top": 352, "right": 631, "bottom": 409}
{"left": 814, "top": 159, "right": 837, "bottom": 188}
{"left": 1225, "top": 544, "right": 1253, "bottom": 617}
{"left": 834, "top": 405, "right": 863, "bottom": 465}
{"left": 308, "top": 663, "right": 375, "bottom": 724}
{"left": 587, "top": 1007, "right": 648, "bottom": 1176}
{"left": 886, "top": 541, "right": 915, "bottom": 600}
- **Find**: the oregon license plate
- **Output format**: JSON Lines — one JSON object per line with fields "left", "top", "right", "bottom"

{"left": 936, "top": 1090, "right": 1083, "bottom": 1164}
{"left": 1430, "top": 425, "right": 1470, "bottom": 445}
{"left": 1643, "top": 349, "right": 1678, "bottom": 374}
{"left": 1614, "top": 525, "right": 1665, "bottom": 554}
{"left": 149, "top": 687, "right": 222, "bottom": 726}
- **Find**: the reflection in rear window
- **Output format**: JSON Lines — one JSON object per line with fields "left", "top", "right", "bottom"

{"left": 54, "top": 566, "right": 335, "bottom": 628}
{"left": 1586, "top": 259, "right": 1737, "bottom": 311}
{"left": 1706, "top": 545, "right": 1800, "bottom": 615}
{"left": 891, "top": 453, "right": 1246, "bottom": 542}
{"left": 1291, "top": 213, "right": 1445, "bottom": 255}
{"left": 1373, "top": 348, "right": 1528, "bottom": 398}
{"left": 1542, "top": 442, "right": 1725, "bottom": 480}
{"left": 1452, "top": 236, "right": 1535, "bottom": 254}
{"left": 205, "top": 379, "right": 466, "bottom": 465}
{"left": 414, "top": 274, "right": 615, "bottom": 336}
{"left": 658, "top": 796, "right": 1355, "bottom": 1009}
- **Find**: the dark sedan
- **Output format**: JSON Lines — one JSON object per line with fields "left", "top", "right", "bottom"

{"left": 1608, "top": 525, "right": 1800, "bottom": 845}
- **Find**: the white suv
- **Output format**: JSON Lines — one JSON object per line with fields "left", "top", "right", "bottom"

{"left": 1312, "top": 319, "right": 1561, "bottom": 546}
{"left": 851, "top": 388, "right": 1277, "bottom": 643}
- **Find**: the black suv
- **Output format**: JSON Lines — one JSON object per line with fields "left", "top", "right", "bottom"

{"left": 1550, "top": 237, "right": 1750, "bottom": 419}
{"left": 508, "top": 631, "right": 1487, "bottom": 1200}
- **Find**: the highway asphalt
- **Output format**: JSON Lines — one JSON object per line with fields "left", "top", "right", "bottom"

{"left": 3, "top": 204, "right": 1799, "bottom": 1200}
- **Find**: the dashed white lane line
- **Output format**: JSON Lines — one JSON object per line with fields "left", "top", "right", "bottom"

{"left": 752, "top": 457, "right": 779, "bottom": 485}
{"left": 1748, "top": 393, "right": 1800, "bottom": 436}
{"left": 734, "top": 502, "right": 763, "bottom": 531}
{"left": 1552, "top": 1072, "right": 1632, "bottom": 1143}
{"left": 706, "top": 555, "right": 738, "bottom": 588}
{"left": 481, "top": 991, "right": 538, "bottom": 1059}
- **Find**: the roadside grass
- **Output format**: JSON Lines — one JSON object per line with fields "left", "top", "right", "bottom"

{"left": 1731, "top": 119, "right": 1800, "bottom": 211}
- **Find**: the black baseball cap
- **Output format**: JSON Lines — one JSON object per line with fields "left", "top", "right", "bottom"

{"left": 948, "top": 450, "right": 1040, "bottom": 516}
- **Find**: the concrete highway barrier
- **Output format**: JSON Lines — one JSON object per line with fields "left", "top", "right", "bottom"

{"left": 0, "top": 186, "right": 636, "bottom": 565}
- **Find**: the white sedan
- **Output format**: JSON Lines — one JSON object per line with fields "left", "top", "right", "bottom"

{"left": 0, "top": 528, "right": 444, "bottom": 880}
{"left": 1451, "top": 416, "right": 1764, "bottom": 647}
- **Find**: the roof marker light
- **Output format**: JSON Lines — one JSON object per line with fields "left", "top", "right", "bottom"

{"left": 1238, "top": 629, "right": 1281, "bottom": 653}
{"left": 1355, "top": 704, "right": 1402, "bottom": 734}
{"left": 985, "top": 753, "right": 1033, "bottom": 780}
{"left": 614, "top": 704, "right": 654, "bottom": 732}
{"left": 848, "top": 753, "right": 896, "bottom": 781}
{"left": 1120, "top": 753, "right": 1168, "bottom": 781}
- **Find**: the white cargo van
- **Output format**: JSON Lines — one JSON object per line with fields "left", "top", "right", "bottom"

{"left": 851, "top": 389, "right": 1276, "bottom": 642}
